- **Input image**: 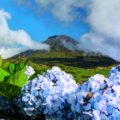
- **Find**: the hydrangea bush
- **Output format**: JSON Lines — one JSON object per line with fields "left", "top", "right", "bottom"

{"left": 1, "top": 64, "right": 120, "bottom": 120}
{"left": 16, "top": 66, "right": 78, "bottom": 119}
{"left": 68, "top": 65, "right": 120, "bottom": 120}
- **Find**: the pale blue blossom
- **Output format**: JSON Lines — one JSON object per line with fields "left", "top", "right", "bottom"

{"left": 25, "top": 66, "right": 35, "bottom": 78}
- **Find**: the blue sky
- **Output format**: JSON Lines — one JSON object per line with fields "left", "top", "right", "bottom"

{"left": 0, "top": 0, "right": 89, "bottom": 42}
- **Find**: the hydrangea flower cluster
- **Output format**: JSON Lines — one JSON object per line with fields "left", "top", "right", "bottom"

{"left": 25, "top": 66, "right": 35, "bottom": 78}
{"left": 16, "top": 66, "right": 78, "bottom": 119}
{"left": 44, "top": 66, "right": 77, "bottom": 97}
{"left": 68, "top": 65, "right": 120, "bottom": 120}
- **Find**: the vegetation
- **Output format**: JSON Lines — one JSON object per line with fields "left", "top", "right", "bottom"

{"left": 0, "top": 58, "right": 29, "bottom": 100}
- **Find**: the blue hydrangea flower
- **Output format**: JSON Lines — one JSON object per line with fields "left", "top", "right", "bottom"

{"left": 25, "top": 66, "right": 35, "bottom": 78}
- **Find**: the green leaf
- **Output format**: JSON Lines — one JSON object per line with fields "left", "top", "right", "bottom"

{"left": 0, "top": 82, "right": 21, "bottom": 100}
{"left": 0, "top": 68, "right": 10, "bottom": 82}
{"left": 15, "top": 62, "right": 26, "bottom": 72}
{"left": 5, "top": 67, "right": 29, "bottom": 87}
{"left": 8, "top": 64, "right": 15, "bottom": 74}
{"left": 29, "top": 72, "right": 38, "bottom": 80}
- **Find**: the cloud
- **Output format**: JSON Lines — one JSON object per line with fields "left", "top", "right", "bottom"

{"left": 0, "top": 48, "right": 25, "bottom": 59}
{"left": 14, "top": 0, "right": 88, "bottom": 23}
{"left": 36, "top": 0, "right": 78, "bottom": 22}
{"left": 88, "top": 0, "right": 120, "bottom": 39}
{"left": 79, "top": 0, "right": 120, "bottom": 61}
{"left": 79, "top": 32, "right": 120, "bottom": 61}
{"left": 0, "top": 9, "right": 49, "bottom": 59}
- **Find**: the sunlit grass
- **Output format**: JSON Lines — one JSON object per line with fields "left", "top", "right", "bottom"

{"left": 42, "top": 63, "right": 115, "bottom": 84}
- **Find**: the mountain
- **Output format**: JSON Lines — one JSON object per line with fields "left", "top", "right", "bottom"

{"left": 44, "top": 35, "right": 80, "bottom": 51}
{"left": 10, "top": 35, "right": 118, "bottom": 68}
{"left": 12, "top": 35, "right": 83, "bottom": 58}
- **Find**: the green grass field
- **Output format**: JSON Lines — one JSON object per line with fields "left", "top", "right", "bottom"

{"left": 27, "top": 60, "right": 115, "bottom": 84}
{"left": 5, "top": 54, "right": 118, "bottom": 84}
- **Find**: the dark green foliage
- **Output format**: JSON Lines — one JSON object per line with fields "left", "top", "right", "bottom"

{"left": 0, "top": 82, "right": 21, "bottom": 100}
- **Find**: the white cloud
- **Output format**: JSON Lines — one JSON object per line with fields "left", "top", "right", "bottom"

{"left": 0, "top": 47, "right": 25, "bottom": 59}
{"left": 79, "top": 32, "right": 120, "bottom": 61}
{"left": 79, "top": 0, "right": 120, "bottom": 61}
{"left": 88, "top": 0, "right": 120, "bottom": 39}
{"left": 36, "top": 0, "right": 91, "bottom": 23}
{"left": 15, "top": 0, "right": 87, "bottom": 23}
{"left": 0, "top": 9, "right": 49, "bottom": 59}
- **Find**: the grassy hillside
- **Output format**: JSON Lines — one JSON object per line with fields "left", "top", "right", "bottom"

{"left": 7, "top": 56, "right": 117, "bottom": 84}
